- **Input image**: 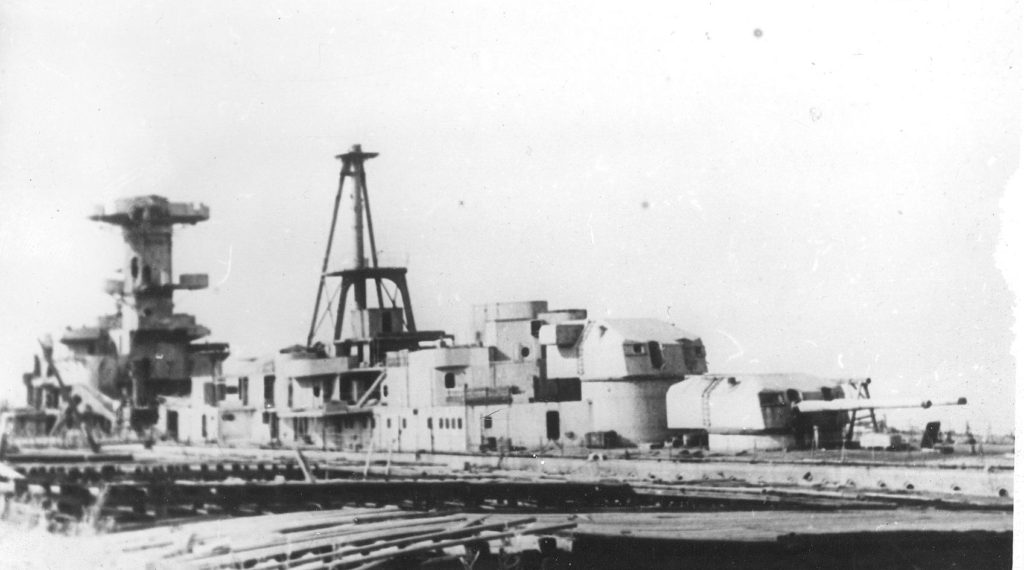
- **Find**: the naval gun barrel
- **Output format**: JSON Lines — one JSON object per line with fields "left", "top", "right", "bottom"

{"left": 794, "top": 396, "right": 967, "bottom": 414}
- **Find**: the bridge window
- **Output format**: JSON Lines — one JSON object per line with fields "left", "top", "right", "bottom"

{"left": 444, "top": 372, "right": 456, "bottom": 389}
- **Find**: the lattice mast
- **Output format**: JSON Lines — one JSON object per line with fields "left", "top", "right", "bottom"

{"left": 306, "top": 145, "right": 422, "bottom": 356}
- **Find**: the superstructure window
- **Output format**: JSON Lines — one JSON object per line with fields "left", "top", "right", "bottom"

{"left": 648, "top": 341, "right": 664, "bottom": 369}
{"left": 444, "top": 372, "right": 456, "bottom": 389}
{"left": 295, "top": 418, "right": 309, "bottom": 437}
{"left": 759, "top": 392, "right": 786, "bottom": 406}
{"left": 632, "top": 344, "right": 645, "bottom": 355}
{"left": 264, "top": 375, "right": 276, "bottom": 407}
{"left": 546, "top": 411, "right": 560, "bottom": 440}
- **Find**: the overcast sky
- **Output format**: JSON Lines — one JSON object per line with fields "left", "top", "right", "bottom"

{"left": 1, "top": 2, "right": 1019, "bottom": 434}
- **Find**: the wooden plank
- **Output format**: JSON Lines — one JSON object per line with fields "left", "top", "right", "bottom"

{"left": 340, "top": 521, "right": 577, "bottom": 568}
{"left": 240, "top": 517, "right": 539, "bottom": 570}
{"left": 170, "top": 516, "right": 470, "bottom": 568}
{"left": 172, "top": 526, "right": 452, "bottom": 570}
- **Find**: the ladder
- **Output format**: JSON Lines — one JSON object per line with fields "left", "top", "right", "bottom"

{"left": 700, "top": 377, "right": 725, "bottom": 428}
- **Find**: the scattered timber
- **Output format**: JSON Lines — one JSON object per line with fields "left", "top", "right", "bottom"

{"left": 1, "top": 506, "right": 575, "bottom": 569}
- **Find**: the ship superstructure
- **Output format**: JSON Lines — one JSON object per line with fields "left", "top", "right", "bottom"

{"left": 373, "top": 303, "right": 708, "bottom": 452}
{"left": 16, "top": 196, "right": 228, "bottom": 440}
{"left": 204, "top": 146, "right": 709, "bottom": 452}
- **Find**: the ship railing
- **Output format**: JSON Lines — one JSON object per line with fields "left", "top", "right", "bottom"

{"left": 447, "top": 386, "right": 515, "bottom": 406}
{"left": 6, "top": 433, "right": 146, "bottom": 449}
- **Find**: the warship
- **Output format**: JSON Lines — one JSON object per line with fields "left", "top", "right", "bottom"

{"left": 8, "top": 145, "right": 969, "bottom": 457}
{"left": 0, "top": 145, "right": 1011, "bottom": 569}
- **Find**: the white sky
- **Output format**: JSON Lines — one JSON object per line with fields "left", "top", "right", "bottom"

{"left": 0, "top": 2, "right": 1019, "bottom": 434}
